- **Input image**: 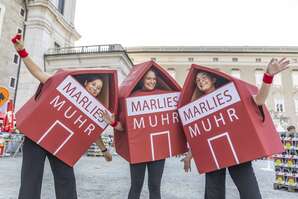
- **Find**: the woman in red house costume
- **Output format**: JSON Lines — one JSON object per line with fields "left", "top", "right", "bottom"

{"left": 103, "top": 70, "right": 166, "bottom": 199}
{"left": 11, "top": 34, "right": 112, "bottom": 199}
{"left": 183, "top": 58, "right": 290, "bottom": 199}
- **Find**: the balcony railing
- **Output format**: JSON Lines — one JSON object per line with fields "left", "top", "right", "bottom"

{"left": 46, "top": 44, "right": 125, "bottom": 55}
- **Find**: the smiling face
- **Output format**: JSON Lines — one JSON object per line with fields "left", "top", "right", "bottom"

{"left": 195, "top": 72, "right": 216, "bottom": 94}
{"left": 84, "top": 79, "right": 103, "bottom": 97}
{"left": 142, "top": 70, "right": 157, "bottom": 91}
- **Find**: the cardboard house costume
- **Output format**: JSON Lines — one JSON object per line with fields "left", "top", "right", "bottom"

{"left": 16, "top": 69, "right": 118, "bottom": 166}
{"left": 178, "top": 64, "right": 284, "bottom": 173}
{"left": 115, "top": 61, "right": 187, "bottom": 163}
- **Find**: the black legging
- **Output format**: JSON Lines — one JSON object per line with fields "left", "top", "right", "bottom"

{"left": 204, "top": 161, "right": 262, "bottom": 199}
{"left": 18, "top": 137, "right": 77, "bottom": 199}
{"left": 128, "top": 159, "right": 165, "bottom": 199}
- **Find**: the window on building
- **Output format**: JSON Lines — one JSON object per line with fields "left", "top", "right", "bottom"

{"left": 151, "top": 57, "right": 156, "bottom": 61}
{"left": 292, "top": 70, "right": 298, "bottom": 87}
{"left": 232, "top": 57, "right": 238, "bottom": 62}
{"left": 13, "top": 54, "right": 19, "bottom": 64}
{"left": 20, "top": 8, "right": 25, "bottom": 17}
{"left": 58, "top": 0, "right": 65, "bottom": 14}
{"left": 292, "top": 58, "right": 297, "bottom": 63}
{"left": 213, "top": 57, "right": 219, "bottom": 62}
{"left": 272, "top": 58, "right": 278, "bottom": 62}
{"left": 273, "top": 73, "right": 282, "bottom": 87}
{"left": 255, "top": 69, "right": 264, "bottom": 86}
{"left": 231, "top": 69, "right": 240, "bottom": 79}
{"left": 256, "top": 58, "right": 262, "bottom": 63}
{"left": 274, "top": 98, "right": 285, "bottom": 112}
{"left": 9, "top": 77, "right": 16, "bottom": 89}
{"left": 54, "top": 42, "right": 61, "bottom": 48}
{"left": 188, "top": 57, "right": 194, "bottom": 62}
{"left": 167, "top": 68, "right": 176, "bottom": 79}
{"left": 17, "top": 28, "right": 22, "bottom": 34}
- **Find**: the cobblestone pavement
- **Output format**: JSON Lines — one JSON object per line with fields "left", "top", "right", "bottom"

{"left": 0, "top": 156, "right": 297, "bottom": 199}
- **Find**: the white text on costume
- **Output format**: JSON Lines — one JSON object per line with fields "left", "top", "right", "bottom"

{"left": 126, "top": 92, "right": 181, "bottom": 129}
{"left": 49, "top": 76, "right": 110, "bottom": 136}
{"left": 178, "top": 82, "right": 241, "bottom": 138}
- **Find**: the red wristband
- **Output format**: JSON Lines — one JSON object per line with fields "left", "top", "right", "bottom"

{"left": 263, "top": 73, "right": 274, "bottom": 84}
{"left": 110, "top": 120, "right": 118, "bottom": 127}
{"left": 17, "top": 49, "right": 29, "bottom": 58}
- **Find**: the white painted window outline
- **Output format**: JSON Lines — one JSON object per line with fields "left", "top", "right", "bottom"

{"left": 16, "top": 27, "right": 23, "bottom": 34}
{"left": 208, "top": 132, "right": 239, "bottom": 170}
{"left": 232, "top": 57, "right": 238, "bottom": 62}
{"left": 54, "top": 41, "right": 61, "bottom": 48}
{"left": 188, "top": 57, "right": 194, "bottom": 62}
{"left": 20, "top": 8, "right": 25, "bottom": 17}
{"left": 0, "top": 4, "right": 6, "bottom": 39}
{"left": 37, "top": 120, "right": 74, "bottom": 155}
{"left": 13, "top": 54, "right": 19, "bottom": 64}
{"left": 58, "top": 0, "right": 65, "bottom": 14}
{"left": 9, "top": 76, "right": 16, "bottom": 89}
{"left": 213, "top": 57, "right": 219, "bottom": 62}
{"left": 274, "top": 97, "right": 285, "bottom": 113}
{"left": 256, "top": 58, "right": 262, "bottom": 63}
{"left": 150, "top": 131, "right": 172, "bottom": 161}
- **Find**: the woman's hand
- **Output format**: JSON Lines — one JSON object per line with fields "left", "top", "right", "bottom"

{"left": 266, "top": 58, "right": 290, "bottom": 76}
{"left": 102, "top": 150, "right": 112, "bottom": 162}
{"left": 11, "top": 34, "right": 51, "bottom": 83}
{"left": 12, "top": 34, "right": 25, "bottom": 51}
{"left": 182, "top": 151, "right": 192, "bottom": 172}
{"left": 254, "top": 58, "right": 290, "bottom": 105}
{"left": 101, "top": 110, "right": 124, "bottom": 131}
{"left": 102, "top": 110, "right": 115, "bottom": 125}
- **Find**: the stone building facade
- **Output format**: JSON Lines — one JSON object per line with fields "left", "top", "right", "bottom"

{"left": 0, "top": 0, "right": 26, "bottom": 105}
{"left": 15, "top": 0, "right": 80, "bottom": 109}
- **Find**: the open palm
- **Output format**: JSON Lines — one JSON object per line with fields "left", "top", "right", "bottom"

{"left": 266, "top": 58, "right": 290, "bottom": 76}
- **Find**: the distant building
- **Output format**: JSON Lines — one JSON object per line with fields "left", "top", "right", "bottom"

{"left": 126, "top": 46, "right": 298, "bottom": 128}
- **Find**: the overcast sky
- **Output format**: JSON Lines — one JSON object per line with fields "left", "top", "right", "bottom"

{"left": 75, "top": 0, "right": 298, "bottom": 47}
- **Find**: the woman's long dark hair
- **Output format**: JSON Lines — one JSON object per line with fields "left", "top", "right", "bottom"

{"left": 73, "top": 74, "right": 103, "bottom": 86}
{"left": 132, "top": 69, "right": 172, "bottom": 92}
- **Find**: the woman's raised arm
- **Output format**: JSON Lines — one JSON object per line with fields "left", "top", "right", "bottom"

{"left": 254, "top": 58, "right": 290, "bottom": 105}
{"left": 11, "top": 34, "right": 51, "bottom": 84}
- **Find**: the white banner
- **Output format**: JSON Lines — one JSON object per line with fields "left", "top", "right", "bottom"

{"left": 126, "top": 92, "right": 180, "bottom": 116}
{"left": 178, "top": 82, "right": 241, "bottom": 125}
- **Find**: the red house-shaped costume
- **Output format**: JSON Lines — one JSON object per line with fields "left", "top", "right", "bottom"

{"left": 115, "top": 61, "right": 187, "bottom": 163}
{"left": 17, "top": 69, "right": 118, "bottom": 166}
{"left": 178, "top": 64, "right": 284, "bottom": 173}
